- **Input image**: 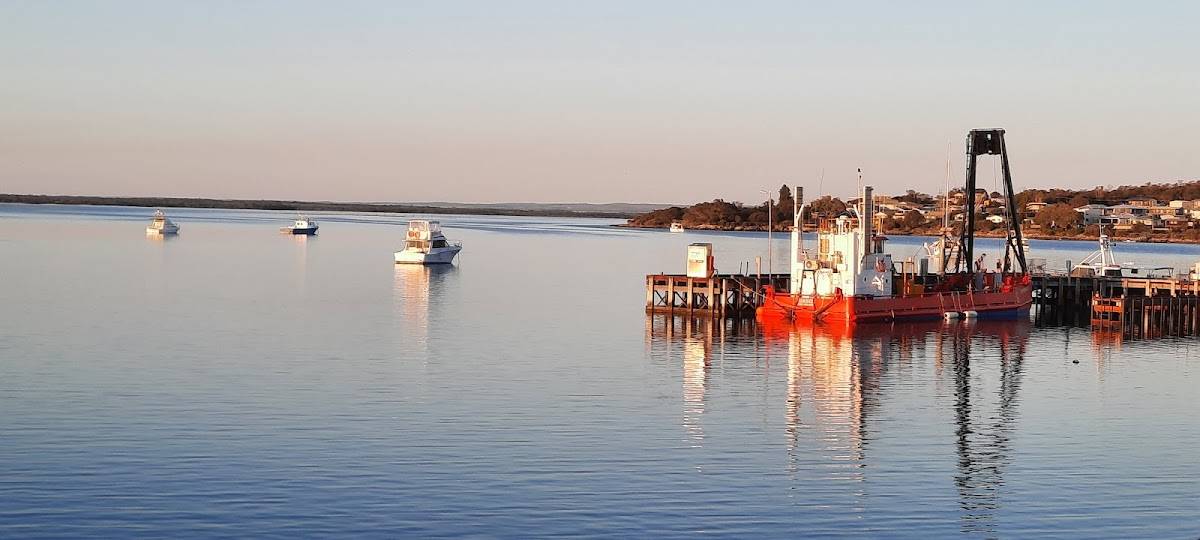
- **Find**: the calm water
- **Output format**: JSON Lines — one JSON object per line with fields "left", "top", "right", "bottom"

{"left": 2, "top": 204, "right": 1198, "bottom": 538}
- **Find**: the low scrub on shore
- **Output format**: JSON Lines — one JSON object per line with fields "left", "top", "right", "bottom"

{"left": 624, "top": 181, "right": 1200, "bottom": 243}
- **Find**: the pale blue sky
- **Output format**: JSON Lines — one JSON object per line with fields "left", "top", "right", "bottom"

{"left": 3, "top": 1, "right": 1197, "bottom": 203}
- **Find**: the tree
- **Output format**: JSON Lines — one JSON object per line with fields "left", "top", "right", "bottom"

{"left": 898, "top": 190, "right": 934, "bottom": 205}
{"left": 682, "top": 199, "right": 741, "bottom": 227}
{"left": 901, "top": 210, "right": 926, "bottom": 229}
{"left": 777, "top": 185, "right": 792, "bottom": 207}
{"left": 1033, "top": 203, "right": 1082, "bottom": 231}
{"left": 804, "top": 196, "right": 847, "bottom": 220}
{"left": 1068, "top": 194, "right": 1090, "bottom": 208}
{"left": 627, "top": 206, "right": 684, "bottom": 227}
{"left": 775, "top": 184, "right": 794, "bottom": 224}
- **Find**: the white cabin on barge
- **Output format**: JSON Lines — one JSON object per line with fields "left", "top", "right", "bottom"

{"left": 790, "top": 186, "right": 893, "bottom": 300}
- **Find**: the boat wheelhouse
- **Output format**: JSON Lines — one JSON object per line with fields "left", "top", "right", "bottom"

{"left": 1070, "top": 228, "right": 1171, "bottom": 278}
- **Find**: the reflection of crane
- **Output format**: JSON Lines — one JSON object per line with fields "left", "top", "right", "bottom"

{"left": 943, "top": 323, "right": 1027, "bottom": 536}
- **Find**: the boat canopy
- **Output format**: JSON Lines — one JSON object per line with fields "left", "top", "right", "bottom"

{"left": 408, "top": 220, "right": 441, "bottom": 233}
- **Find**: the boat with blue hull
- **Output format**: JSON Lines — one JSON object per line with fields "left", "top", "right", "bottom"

{"left": 280, "top": 216, "right": 319, "bottom": 235}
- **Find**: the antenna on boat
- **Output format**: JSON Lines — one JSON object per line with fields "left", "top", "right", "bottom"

{"left": 943, "top": 142, "right": 951, "bottom": 231}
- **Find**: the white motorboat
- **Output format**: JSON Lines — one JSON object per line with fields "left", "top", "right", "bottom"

{"left": 394, "top": 220, "right": 461, "bottom": 265}
{"left": 280, "top": 215, "right": 319, "bottom": 235}
{"left": 145, "top": 210, "right": 179, "bottom": 235}
{"left": 1071, "top": 228, "right": 1171, "bottom": 278}
{"left": 670, "top": 221, "right": 685, "bottom": 233}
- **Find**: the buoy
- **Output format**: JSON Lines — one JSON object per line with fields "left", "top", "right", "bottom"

{"left": 962, "top": 310, "right": 978, "bottom": 318}
{"left": 944, "top": 311, "right": 960, "bottom": 320}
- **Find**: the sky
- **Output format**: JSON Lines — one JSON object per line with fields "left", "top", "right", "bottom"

{"left": 2, "top": 1, "right": 1198, "bottom": 205}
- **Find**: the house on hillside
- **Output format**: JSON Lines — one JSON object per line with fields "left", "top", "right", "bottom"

{"left": 1075, "top": 204, "right": 1110, "bottom": 225}
{"left": 1106, "top": 204, "right": 1149, "bottom": 217}
{"left": 1149, "top": 205, "right": 1185, "bottom": 217}
{"left": 1159, "top": 215, "right": 1190, "bottom": 230}
{"left": 1025, "top": 201, "right": 1049, "bottom": 213}
{"left": 1127, "top": 196, "right": 1158, "bottom": 207}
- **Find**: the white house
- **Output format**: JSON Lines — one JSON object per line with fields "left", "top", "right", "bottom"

{"left": 1074, "top": 204, "right": 1110, "bottom": 225}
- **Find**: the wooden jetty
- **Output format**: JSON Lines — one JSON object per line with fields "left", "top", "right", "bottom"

{"left": 645, "top": 273, "right": 789, "bottom": 318}
{"left": 645, "top": 270, "right": 1200, "bottom": 340}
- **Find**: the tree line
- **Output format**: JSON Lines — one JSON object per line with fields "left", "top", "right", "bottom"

{"left": 626, "top": 180, "right": 1200, "bottom": 241}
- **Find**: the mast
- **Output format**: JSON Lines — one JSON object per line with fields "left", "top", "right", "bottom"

{"left": 941, "top": 142, "right": 951, "bottom": 275}
{"left": 793, "top": 186, "right": 803, "bottom": 261}
{"left": 767, "top": 195, "right": 773, "bottom": 275}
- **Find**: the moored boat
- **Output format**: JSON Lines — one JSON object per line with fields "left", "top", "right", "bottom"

{"left": 394, "top": 220, "right": 462, "bottom": 265}
{"left": 1070, "top": 227, "right": 1171, "bottom": 278}
{"left": 280, "top": 215, "right": 319, "bottom": 235}
{"left": 670, "top": 221, "right": 685, "bottom": 233}
{"left": 758, "top": 129, "right": 1033, "bottom": 323}
{"left": 145, "top": 209, "right": 179, "bottom": 235}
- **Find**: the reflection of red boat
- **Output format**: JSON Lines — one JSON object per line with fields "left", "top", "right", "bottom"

{"left": 757, "top": 129, "right": 1034, "bottom": 324}
{"left": 756, "top": 314, "right": 1032, "bottom": 344}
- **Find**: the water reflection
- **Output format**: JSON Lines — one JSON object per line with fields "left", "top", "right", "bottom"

{"left": 937, "top": 320, "right": 1029, "bottom": 536}
{"left": 644, "top": 316, "right": 728, "bottom": 448}
{"left": 648, "top": 316, "right": 1032, "bottom": 533}
{"left": 144, "top": 231, "right": 177, "bottom": 243}
{"left": 392, "top": 264, "right": 456, "bottom": 353}
{"left": 289, "top": 234, "right": 313, "bottom": 289}
{"left": 771, "top": 322, "right": 873, "bottom": 486}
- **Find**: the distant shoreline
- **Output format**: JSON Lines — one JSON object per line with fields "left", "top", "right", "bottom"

{"left": 616, "top": 223, "right": 1197, "bottom": 245}
{"left": 0, "top": 194, "right": 635, "bottom": 219}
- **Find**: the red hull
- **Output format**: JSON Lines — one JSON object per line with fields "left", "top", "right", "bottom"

{"left": 757, "top": 277, "right": 1033, "bottom": 323}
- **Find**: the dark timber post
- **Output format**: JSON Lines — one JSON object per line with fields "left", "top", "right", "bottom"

{"left": 958, "top": 138, "right": 978, "bottom": 273}
{"left": 998, "top": 133, "right": 1028, "bottom": 273}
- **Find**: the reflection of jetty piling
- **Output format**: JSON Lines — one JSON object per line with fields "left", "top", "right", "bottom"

{"left": 645, "top": 273, "right": 789, "bottom": 318}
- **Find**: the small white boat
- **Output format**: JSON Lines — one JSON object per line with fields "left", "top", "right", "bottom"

{"left": 145, "top": 209, "right": 179, "bottom": 235}
{"left": 1071, "top": 228, "right": 1171, "bottom": 278}
{"left": 395, "top": 220, "right": 461, "bottom": 265}
{"left": 670, "top": 221, "right": 685, "bottom": 233}
{"left": 280, "top": 215, "right": 319, "bottom": 235}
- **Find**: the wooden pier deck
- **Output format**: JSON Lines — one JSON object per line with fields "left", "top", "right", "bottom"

{"left": 645, "top": 273, "right": 789, "bottom": 318}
